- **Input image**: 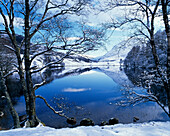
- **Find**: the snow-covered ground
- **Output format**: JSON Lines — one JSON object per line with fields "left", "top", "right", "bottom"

{"left": 1, "top": 121, "right": 170, "bottom": 136}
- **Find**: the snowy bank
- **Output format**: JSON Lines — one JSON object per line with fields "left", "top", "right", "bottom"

{"left": 0, "top": 121, "right": 170, "bottom": 136}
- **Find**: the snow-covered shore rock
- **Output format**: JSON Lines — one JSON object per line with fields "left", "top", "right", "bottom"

{"left": 0, "top": 121, "right": 170, "bottom": 136}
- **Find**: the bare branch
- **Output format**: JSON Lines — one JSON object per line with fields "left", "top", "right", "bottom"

{"left": 119, "top": 88, "right": 170, "bottom": 118}
{"left": 133, "top": 91, "right": 170, "bottom": 117}
{"left": 3, "top": 69, "right": 18, "bottom": 78}
{"left": 36, "top": 95, "right": 68, "bottom": 118}
{"left": 126, "top": 18, "right": 151, "bottom": 34}
{"left": 3, "top": 44, "right": 16, "bottom": 52}
{"left": 30, "top": 0, "right": 39, "bottom": 11}
{"left": 30, "top": 47, "right": 53, "bottom": 63}
{"left": 0, "top": 7, "right": 12, "bottom": 38}
{"left": 33, "top": 80, "right": 46, "bottom": 91}
{"left": 131, "top": 0, "right": 153, "bottom": 15}
{"left": 49, "top": 0, "right": 69, "bottom": 9}
{"left": 30, "top": 0, "right": 85, "bottom": 38}
{"left": 31, "top": 49, "right": 71, "bottom": 74}
{"left": 0, "top": 0, "right": 10, "bottom": 16}
{"left": 33, "top": 72, "right": 46, "bottom": 90}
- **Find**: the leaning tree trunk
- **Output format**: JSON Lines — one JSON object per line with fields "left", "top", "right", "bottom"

{"left": 148, "top": 0, "right": 170, "bottom": 116}
{"left": 2, "top": 13, "right": 31, "bottom": 119}
{"left": 0, "top": 71, "right": 21, "bottom": 128}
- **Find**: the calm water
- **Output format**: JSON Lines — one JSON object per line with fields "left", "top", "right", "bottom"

{"left": 1, "top": 66, "right": 170, "bottom": 129}
{"left": 35, "top": 67, "right": 169, "bottom": 128}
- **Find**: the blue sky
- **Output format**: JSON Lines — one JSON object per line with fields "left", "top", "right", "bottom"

{"left": 0, "top": 0, "right": 165, "bottom": 57}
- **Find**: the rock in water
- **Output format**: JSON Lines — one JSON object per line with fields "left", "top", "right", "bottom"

{"left": 133, "top": 117, "right": 139, "bottom": 122}
{"left": 80, "top": 118, "right": 94, "bottom": 126}
{"left": 100, "top": 121, "right": 108, "bottom": 126}
{"left": 109, "top": 118, "right": 119, "bottom": 125}
{"left": 67, "top": 117, "right": 76, "bottom": 125}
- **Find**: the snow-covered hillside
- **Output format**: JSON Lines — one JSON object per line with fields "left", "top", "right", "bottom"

{"left": 0, "top": 121, "right": 170, "bottom": 136}
{"left": 93, "top": 38, "right": 142, "bottom": 64}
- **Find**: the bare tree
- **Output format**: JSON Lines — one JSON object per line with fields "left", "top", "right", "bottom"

{"left": 98, "top": 0, "right": 169, "bottom": 116}
{"left": 0, "top": 71, "right": 21, "bottom": 128}
{"left": 0, "top": 0, "right": 104, "bottom": 128}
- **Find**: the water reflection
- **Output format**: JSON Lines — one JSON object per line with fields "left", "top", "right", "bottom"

{"left": 34, "top": 66, "right": 169, "bottom": 128}
{"left": 0, "top": 66, "right": 169, "bottom": 129}
{"left": 124, "top": 66, "right": 169, "bottom": 117}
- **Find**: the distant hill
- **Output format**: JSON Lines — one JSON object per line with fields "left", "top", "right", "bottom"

{"left": 92, "top": 38, "right": 144, "bottom": 65}
{"left": 0, "top": 33, "right": 93, "bottom": 72}
{"left": 0, "top": 34, "right": 17, "bottom": 73}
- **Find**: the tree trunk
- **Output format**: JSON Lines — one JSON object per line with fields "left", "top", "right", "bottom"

{"left": 161, "top": 0, "right": 170, "bottom": 116}
{"left": 167, "top": 32, "right": 170, "bottom": 115}
{"left": 0, "top": 71, "right": 21, "bottom": 128}
{"left": 24, "top": 0, "right": 40, "bottom": 127}
{"left": 167, "top": 33, "right": 170, "bottom": 116}
{"left": 2, "top": 11, "right": 31, "bottom": 120}
{"left": 15, "top": 51, "right": 30, "bottom": 118}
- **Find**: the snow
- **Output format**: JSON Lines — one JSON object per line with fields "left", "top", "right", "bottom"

{"left": 1, "top": 121, "right": 170, "bottom": 136}
{"left": 94, "top": 39, "right": 136, "bottom": 62}
{"left": 98, "top": 65, "right": 134, "bottom": 87}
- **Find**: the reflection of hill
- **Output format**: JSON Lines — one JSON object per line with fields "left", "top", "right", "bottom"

{"left": 96, "top": 66, "right": 134, "bottom": 87}
{"left": 32, "top": 67, "right": 95, "bottom": 85}
{"left": 6, "top": 65, "right": 135, "bottom": 101}
{"left": 0, "top": 66, "right": 95, "bottom": 129}
{"left": 49, "top": 66, "right": 134, "bottom": 89}
{"left": 124, "top": 67, "right": 168, "bottom": 107}
{"left": 4, "top": 67, "right": 95, "bottom": 103}
{"left": 122, "top": 30, "right": 168, "bottom": 108}
{"left": 5, "top": 65, "right": 135, "bottom": 105}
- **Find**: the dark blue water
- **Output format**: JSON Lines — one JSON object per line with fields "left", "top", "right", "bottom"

{"left": 31, "top": 68, "right": 169, "bottom": 128}
{"left": 36, "top": 70, "right": 121, "bottom": 105}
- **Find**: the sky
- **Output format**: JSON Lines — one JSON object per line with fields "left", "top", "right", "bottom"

{"left": 63, "top": 0, "right": 165, "bottom": 57}
{"left": 0, "top": 0, "right": 166, "bottom": 58}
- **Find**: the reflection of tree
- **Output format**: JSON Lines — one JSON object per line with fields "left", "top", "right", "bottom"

{"left": 0, "top": 66, "right": 94, "bottom": 128}
{"left": 123, "top": 67, "right": 170, "bottom": 118}
{"left": 97, "top": 65, "right": 169, "bottom": 116}
{"left": 122, "top": 28, "right": 169, "bottom": 117}
{"left": 98, "top": 0, "right": 170, "bottom": 118}
{"left": 3, "top": 67, "right": 94, "bottom": 104}
{"left": 0, "top": 0, "right": 105, "bottom": 128}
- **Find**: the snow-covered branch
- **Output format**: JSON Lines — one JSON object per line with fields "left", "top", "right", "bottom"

{"left": 36, "top": 95, "right": 68, "bottom": 118}
{"left": 31, "top": 49, "right": 71, "bottom": 74}
{"left": 3, "top": 45, "right": 16, "bottom": 52}
{"left": 3, "top": 69, "right": 18, "bottom": 78}
{"left": 33, "top": 80, "right": 46, "bottom": 91}
{"left": 119, "top": 88, "right": 170, "bottom": 117}
{"left": 30, "top": 47, "right": 53, "bottom": 63}
{"left": 33, "top": 72, "right": 46, "bottom": 90}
